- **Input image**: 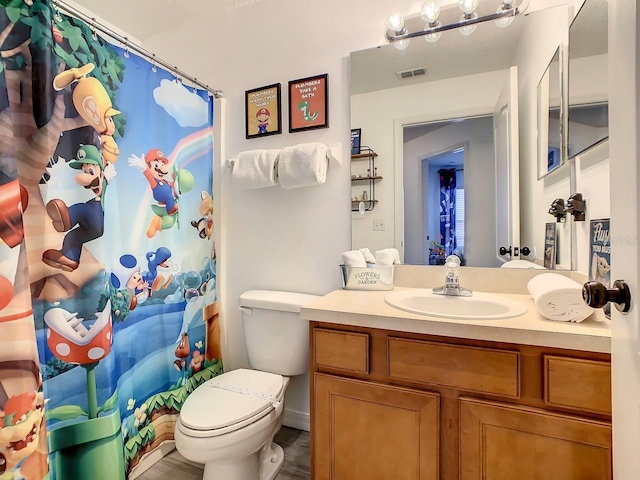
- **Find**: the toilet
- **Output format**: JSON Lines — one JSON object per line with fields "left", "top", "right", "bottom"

{"left": 174, "top": 290, "right": 320, "bottom": 480}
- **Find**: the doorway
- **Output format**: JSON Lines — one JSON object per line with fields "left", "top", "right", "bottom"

{"left": 402, "top": 116, "right": 495, "bottom": 266}
{"left": 420, "top": 147, "right": 465, "bottom": 265}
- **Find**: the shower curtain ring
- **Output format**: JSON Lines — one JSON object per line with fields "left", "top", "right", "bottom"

{"left": 192, "top": 79, "right": 198, "bottom": 93}
{"left": 123, "top": 37, "right": 130, "bottom": 58}
{"left": 151, "top": 54, "right": 157, "bottom": 73}
{"left": 54, "top": 2, "right": 63, "bottom": 22}
{"left": 90, "top": 18, "right": 98, "bottom": 40}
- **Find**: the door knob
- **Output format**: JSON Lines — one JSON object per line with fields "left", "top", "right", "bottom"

{"left": 582, "top": 280, "right": 631, "bottom": 313}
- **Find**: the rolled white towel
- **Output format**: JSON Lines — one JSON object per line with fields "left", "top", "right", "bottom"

{"left": 359, "top": 248, "right": 376, "bottom": 264}
{"left": 375, "top": 248, "right": 401, "bottom": 266}
{"left": 231, "top": 149, "right": 279, "bottom": 188}
{"left": 527, "top": 273, "right": 595, "bottom": 322}
{"left": 341, "top": 250, "right": 367, "bottom": 267}
{"left": 278, "top": 142, "right": 328, "bottom": 189}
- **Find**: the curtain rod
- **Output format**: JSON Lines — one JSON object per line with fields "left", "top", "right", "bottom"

{"left": 51, "top": 0, "right": 223, "bottom": 98}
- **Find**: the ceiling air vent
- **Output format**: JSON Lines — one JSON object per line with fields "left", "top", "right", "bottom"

{"left": 397, "top": 67, "right": 427, "bottom": 79}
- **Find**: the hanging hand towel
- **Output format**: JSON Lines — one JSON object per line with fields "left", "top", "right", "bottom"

{"left": 527, "top": 273, "right": 595, "bottom": 322}
{"left": 375, "top": 248, "right": 401, "bottom": 266}
{"left": 359, "top": 248, "right": 376, "bottom": 264}
{"left": 278, "top": 142, "right": 328, "bottom": 189}
{"left": 231, "top": 149, "right": 280, "bottom": 189}
{"left": 341, "top": 250, "right": 367, "bottom": 267}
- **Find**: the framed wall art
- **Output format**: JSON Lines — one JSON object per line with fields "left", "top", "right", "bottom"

{"left": 245, "top": 83, "right": 282, "bottom": 139}
{"left": 351, "top": 128, "right": 361, "bottom": 155}
{"left": 288, "top": 73, "right": 328, "bottom": 133}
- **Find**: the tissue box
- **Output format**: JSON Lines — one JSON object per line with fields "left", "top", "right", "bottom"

{"left": 340, "top": 265, "right": 395, "bottom": 291}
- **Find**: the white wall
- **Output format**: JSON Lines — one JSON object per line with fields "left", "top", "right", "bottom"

{"left": 403, "top": 118, "right": 496, "bottom": 266}
{"left": 350, "top": 70, "right": 505, "bottom": 256}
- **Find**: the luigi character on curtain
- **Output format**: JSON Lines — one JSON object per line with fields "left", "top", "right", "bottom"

{"left": 42, "top": 145, "right": 115, "bottom": 272}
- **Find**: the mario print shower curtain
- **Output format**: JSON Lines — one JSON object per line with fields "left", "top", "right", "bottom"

{"left": 0, "top": 2, "right": 222, "bottom": 479}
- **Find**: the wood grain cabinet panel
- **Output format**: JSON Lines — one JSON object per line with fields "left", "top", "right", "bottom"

{"left": 314, "top": 328, "right": 369, "bottom": 374}
{"left": 314, "top": 373, "right": 439, "bottom": 480}
{"left": 388, "top": 337, "right": 520, "bottom": 397}
{"left": 544, "top": 355, "right": 612, "bottom": 415}
{"left": 460, "top": 398, "right": 612, "bottom": 480}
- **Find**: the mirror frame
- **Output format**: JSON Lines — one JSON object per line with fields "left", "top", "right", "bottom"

{"left": 537, "top": 45, "right": 566, "bottom": 179}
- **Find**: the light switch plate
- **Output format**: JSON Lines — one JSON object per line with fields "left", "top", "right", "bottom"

{"left": 373, "top": 219, "right": 385, "bottom": 231}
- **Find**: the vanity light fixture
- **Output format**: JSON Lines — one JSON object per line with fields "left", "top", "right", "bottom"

{"left": 385, "top": 0, "right": 529, "bottom": 47}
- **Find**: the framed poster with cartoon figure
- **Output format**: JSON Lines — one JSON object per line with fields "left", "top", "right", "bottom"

{"left": 288, "top": 74, "right": 328, "bottom": 133}
{"left": 245, "top": 83, "right": 282, "bottom": 139}
{"left": 590, "top": 218, "right": 611, "bottom": 316}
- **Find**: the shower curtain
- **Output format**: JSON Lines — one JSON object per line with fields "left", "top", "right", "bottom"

{"left": 0, "top": 2, "right": 222, "bottom": 479}
{"left": 438, "top": 168, "right": 457, "bottom": 256}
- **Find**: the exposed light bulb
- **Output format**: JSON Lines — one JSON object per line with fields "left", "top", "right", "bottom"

{"left": 387, "top": 12, "right": 406, "bottom": 34}
{"left": 424, "top": 21, "right": 442, "bottom": 43}
{"left": 421, "top": 0, "right": 441, "bottom": 24}
{"left": 495, "top": 12, "right": 515, "bottom": 28}
{"left": 394, "top": 38, "right": 411, "bottom": 50}
{"left": 459, "top": 12, "right": 478, "bottom": 35}
{"left": 495, "top": 0, "right": 515, "bottom": 28}
{"left": 458, "top": 0, "right": 480, "bottom": 15}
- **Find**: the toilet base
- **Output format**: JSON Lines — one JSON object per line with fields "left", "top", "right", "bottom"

{"left": 202, "top": 442, "right": 284, "bottom": 480}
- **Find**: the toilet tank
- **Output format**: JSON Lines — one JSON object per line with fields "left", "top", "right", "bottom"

{"left": 239, "top": 290, "right": 320, "bottom": 376}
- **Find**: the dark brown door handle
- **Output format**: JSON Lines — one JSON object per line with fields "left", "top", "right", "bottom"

{"left": 582, "top": 280, "right": 631, "bottom": 313}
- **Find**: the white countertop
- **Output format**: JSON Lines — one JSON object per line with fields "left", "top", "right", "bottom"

{"left": 300, "top": 287, "right": 611, "bottom": 353}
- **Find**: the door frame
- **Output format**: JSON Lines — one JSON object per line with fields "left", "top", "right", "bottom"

{"left": 608, "top": 0, "right": 640, "bottom": 477}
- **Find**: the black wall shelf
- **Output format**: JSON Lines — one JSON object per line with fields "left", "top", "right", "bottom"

{"left": 351, "top": 146, "right": 381, "bottom": 212}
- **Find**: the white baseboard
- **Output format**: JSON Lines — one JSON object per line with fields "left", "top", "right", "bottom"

{"left": 283, "top": 408, "right": 310, "bottom": 432}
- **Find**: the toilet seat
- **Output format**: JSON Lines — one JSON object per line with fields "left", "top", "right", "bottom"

{"left": 178, "top": 369, "right": 284, "bottom": 438}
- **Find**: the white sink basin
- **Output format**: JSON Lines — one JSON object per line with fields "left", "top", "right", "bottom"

{"left": 385, "top": 289, "right": 528, "bottom": 320}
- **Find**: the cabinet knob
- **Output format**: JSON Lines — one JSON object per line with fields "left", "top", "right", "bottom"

{"left": 582, "top": 280, "right": 631, "bottom": 313}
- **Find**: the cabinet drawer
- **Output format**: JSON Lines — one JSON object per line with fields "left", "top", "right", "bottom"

{"left": 544, "top": 355, "right": 611, "bottom": 415}
{"left": 314, "top": 328, "right": 369, "bottom": 374}
{"left": 388, "top": 337, "right": 520, "bottom": 397}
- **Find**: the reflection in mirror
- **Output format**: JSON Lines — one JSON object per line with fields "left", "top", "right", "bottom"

{"left": 537, "top": 47, "right": 563, "bottom": 178}
{"left": 568, "top": 0, "right": 608, "bottom": 158}
{"left": 403, "top": 116, "right": 494, "bottom": 266}
{"left": 350, "top": 5, "right": 571, "bottom": 269}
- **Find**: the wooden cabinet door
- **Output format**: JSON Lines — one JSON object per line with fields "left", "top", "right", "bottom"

{"left": 314, "top": 373, "right": 440, "bottom": 480}
{"left": 460, "top": 398, "right": 612, "bottom": 480}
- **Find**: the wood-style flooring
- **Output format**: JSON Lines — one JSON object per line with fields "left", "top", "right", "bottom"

{"left": 137, "top": 426, "right": 310, "bottom": 480}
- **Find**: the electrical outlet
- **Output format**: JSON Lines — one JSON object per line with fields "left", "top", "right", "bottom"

{"left": 373, "top": 219, "right": 385, "bottom": 231}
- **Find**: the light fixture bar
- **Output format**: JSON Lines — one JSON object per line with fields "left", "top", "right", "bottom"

{"left": 385, "top": 0, "right": 530, "bottom": 43}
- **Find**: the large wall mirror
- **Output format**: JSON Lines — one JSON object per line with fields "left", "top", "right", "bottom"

{"left": 567, "top": 0, "right": 608, "bottom": 158}
{"left": 350, "top": 4, "right": 571, "bottom": 269}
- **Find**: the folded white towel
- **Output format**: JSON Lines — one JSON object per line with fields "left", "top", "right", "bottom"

{"left": 278, "top": 143, "right": 328, "bottom": 189}
{"left": 341, "top": 250, "right": 367, "bottom": 267}
{"left": 231, "top": 149, "right": 279, "bottom": 189}
{"left": 359, "top": 248, "right": 376, "bottom": 264}
{"left": 527, "top": 273, "right": 595, "bottom": 322}
{"left": 375, "top": 248, "right": 401, "bottom": 266}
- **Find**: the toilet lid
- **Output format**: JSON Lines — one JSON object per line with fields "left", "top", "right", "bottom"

{"left": 180, "top": 369, "right": 284, "bottom": 431}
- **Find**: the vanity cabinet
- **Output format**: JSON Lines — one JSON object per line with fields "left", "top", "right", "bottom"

{"left": 310, "top": 323, "right": 612, "bottom": 480}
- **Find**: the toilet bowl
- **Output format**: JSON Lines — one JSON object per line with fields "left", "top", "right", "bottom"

{"left": 174, "top": 290, "right": 320, "bottom": 480}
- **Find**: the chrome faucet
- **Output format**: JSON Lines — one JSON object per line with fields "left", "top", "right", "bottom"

{"left": 432, "top": 255, "right": 472, "bottom": 297}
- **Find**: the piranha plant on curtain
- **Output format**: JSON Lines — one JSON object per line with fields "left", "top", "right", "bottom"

{"left": 42, "top": 301, "right": 125, "bottom": 480}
